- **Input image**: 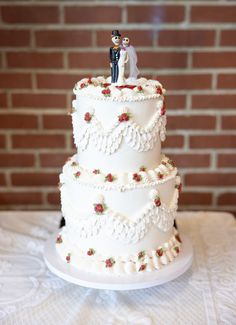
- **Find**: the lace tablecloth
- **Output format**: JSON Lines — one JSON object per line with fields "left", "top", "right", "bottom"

{"left": 0, "top": 211, "right": 235, "bottom": 325}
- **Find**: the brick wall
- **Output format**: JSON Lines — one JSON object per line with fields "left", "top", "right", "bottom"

{"left": 0, "top": 1, "right": 235, "bottom": 214}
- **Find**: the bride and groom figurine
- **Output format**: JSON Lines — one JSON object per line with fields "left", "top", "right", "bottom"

{"left": 109, "top": 30, "right": 139, "bottom": 86}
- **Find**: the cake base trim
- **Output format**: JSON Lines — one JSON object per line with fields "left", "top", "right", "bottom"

{"left": 56, "top": 230, "right": 182, "bottom": 275}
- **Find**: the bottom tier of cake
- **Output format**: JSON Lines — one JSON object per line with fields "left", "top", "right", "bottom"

{"left": 56, "top": 155, "right": 182, "bottom": 275}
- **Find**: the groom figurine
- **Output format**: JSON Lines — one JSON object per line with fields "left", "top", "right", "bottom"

{"left": 109, "top": 30, "right": 121, "bottom": 84}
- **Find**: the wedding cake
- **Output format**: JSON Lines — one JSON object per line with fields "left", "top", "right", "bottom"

{"left": 56, "top": 76, "right": 182, "bottom": 275}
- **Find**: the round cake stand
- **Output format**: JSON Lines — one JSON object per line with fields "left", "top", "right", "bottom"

{"left": 44, "top": 232, "right": 193, "bottom": 291}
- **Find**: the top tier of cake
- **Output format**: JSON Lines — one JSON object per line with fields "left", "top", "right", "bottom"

{"left": 71, "top": 77, "right": 166, "bottom": 174}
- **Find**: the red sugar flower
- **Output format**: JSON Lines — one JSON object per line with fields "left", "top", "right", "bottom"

{"left": 174, "top": 246, "right": 180, "bottom": 254}
{"left": 94, "top": 203, "right": 105, "bottom": 214}
{"left": 137, "top": 86, "right": 143, "bottom": 92}
{"left": 66, "top": 253, "right": 71, "bottom": 263}
{"left": 157, "top": 172, "right": 164, "bottom": 180}
{"left": 175, "top": 183, "right": 182, "bottom": 192}
{"left": 133, "top": 173, "right": 142, "bottom": 182}
{"left": 138, "top": 251, "right": 145, "bottom": 260}
{"left": 84, "top": 112, "right": 92, "bottom": 123}
{"left": 87, "top": 78, "right": 93, "bottom": 84}
{"left": 93, "top": 169, "right": 100, "bottom": 175}
{"left": 168, "top": 159, "right": 175, "bottom": 167}
{"left": 161, "top": 161, "right": 167, "bottom": 166}
{"left": 80, "top": 83, "right": 86, "bottom": 89}
{"left": 105, "top": 173, "right": 115, "bottom": 182}
{"left": 139, "top": 264, "right": 147, "bottom": 272}
{"left": 118, "top": 112, "right": 130, "bottom": 122}
{"left": 156, "top": 248, "right": 163, "bottom": 257}
{"left": 56, "top": 235, "right": 63, "bottom": 244}
{"left": 156, "top": 86, "right": 163, "bottom": 95}
{"left": 139, "top": 166, "right": 146, "bottom": 172}
{"left": 87, "top": 248, "right": 95, "bottom": 256}
{"left": 102, "top": 88, "right": 111, "bottom": 97}
{"left": 154, "top": 197, "right": 161, "bottom": 207}
{"left": 105, "top": 258, "right": 115, "bottom": 268}
{"left": 74, "top": 171, "right": 81, "bottom": 178}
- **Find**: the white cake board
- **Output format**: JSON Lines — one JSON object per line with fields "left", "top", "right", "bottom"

{"left": 44, "top": 231, "right": 193, "bottom": 291}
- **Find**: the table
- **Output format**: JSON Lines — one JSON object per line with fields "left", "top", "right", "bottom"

{"left": 0, "top": 211, "right": 235, "bottom": 325}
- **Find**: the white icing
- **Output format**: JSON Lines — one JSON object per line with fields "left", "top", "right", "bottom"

{"left": 72, "top": 92, "right": 165, "bottom": 173}
{"left": 61, "top": 154, "right": 177, "bottom": 192}
{"left": 72, "top": 106, "right": 166, "bottom": 155}
{"left": 60, "top": 184, "right": 179, "bottom": 244}
{"left": 73, "top": 77, "right": 165, "bottom": 102}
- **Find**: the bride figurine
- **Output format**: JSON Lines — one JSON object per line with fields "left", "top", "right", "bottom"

{"left": 122, "top": 37, "right": 139, "bottom": 83}
{"left": 116, "top": 47, "right": 129, "bottom": 86}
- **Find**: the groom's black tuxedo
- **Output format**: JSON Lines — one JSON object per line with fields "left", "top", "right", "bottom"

{"left": 110, "top": 46, "right": 120, "bottom": 83}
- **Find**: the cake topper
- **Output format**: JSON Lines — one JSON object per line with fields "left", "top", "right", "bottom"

{"left": 109, "top": 30, "right": 121, "bottom": 84}
{"left": 122, "top": 36, "right": 139, "bottom": 82}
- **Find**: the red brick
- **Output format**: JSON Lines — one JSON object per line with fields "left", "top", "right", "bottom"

{"left": 127, "top": 5, "right": 185, "bottom": 23}
{"left": 222, "top": 116, "right": 236, "bottom": 129}
{"left": 0, "top": 93, "right": 7, "bottom": 107}
{"left": 185, "top": 173, "right": 236, "bottom": 187}
{"left": 12, "top": 134, "right": 65, "bottom": 149}
{"left": 43, "top": 115, "right": 71, "bottom": 130}
{"left": 69, "top": 52, "right": 107, "bottom": 69}
{"left": 0, "top": 135, "right": 5, "bottom": 148}
{"left": 138, "top": 52, "right": 187, "bottom": 69}
{"left": 0, "top": 114, "right": 37, "bottom": 129}
{"left": 0, "top": 29, "right": 30, "bottom": 47}
{"left": 179, "top": 192, "right": 212, "bottom": 205}
{"left": 0, "top": 73, "right": 31, "bottom": 89}
{"left": 0, "top": 173, "right": 6, "bottom": 186}
{"left": 218, "top": 193, "right": 236, "bottom": 205}
{"left": 0, "top": 154, "right": 35, "bottom": 167}
{"left": 47, "top": 192, "right": 60, "bottom": 205}
{"left": 163, "top": 135, "right": 184, "bottom": 148}
{"left": 166, "top": 95, "right": 186, "bottom": 110}
{"left": 40, "top": 153, "right": 71, "bottom": 167}
{"left": 159, "top": 30, "right": 215, "bottom": 47}
{"left": 217, "top": 74, "right": 236, "bottom": 89}
{"left": 191, "top": 5, "right": 236, "bottom": 23}
{"left": 1, "top": 5, "right": 59, "bottom": 24}
{"left": 7, "top": 52, "right": 63, "bottom": 69}
{"left": 221, "top": 30, "right": 236, "bottom": 46}
{"left": 218, "top": 154, "right": 236, "bottom": 167}
{"left": 192, "top": 95, "right": 236, "bottom": 109}
{"left": 11, "top": 172, "right": 58, "bottom": 187}
{"left": 36, "top": 74, "right": 82, "bottom": 90}
{"left": 168, "top": 116, "right": 216, "bottom": 130}
{"left": 193, "top": 52, "right": 236, "bottom": 68}
{"left": 35, "top": 30, "right": 92, "bottom": 48}
{"left": 0, "top": 192, "right": 42, "bottom": 205}
{"left": 96, "top": 30, "right": 154, "bottom": 47}
{"left": 164, "top": 153, "right": 210, "bottom": 168}
{"left": 158, "top": 74, "right": 211, "bottom": 90}
{"left": 190, "top": 135, "right": 236, "bottom": 149}
{"left": 12, "top": 93, "right": 67, "bottom": 109}
{"left": 65, "top": 6, "right": 121, "bottom": 23}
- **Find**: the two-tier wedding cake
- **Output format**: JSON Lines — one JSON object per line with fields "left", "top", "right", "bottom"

{"left": 56, "top": 75, "right": 182, "bottom": 275}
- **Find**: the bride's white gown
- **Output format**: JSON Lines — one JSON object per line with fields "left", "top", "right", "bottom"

{"left": 117, "top": 49, "right": 128, "bottom": 86}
